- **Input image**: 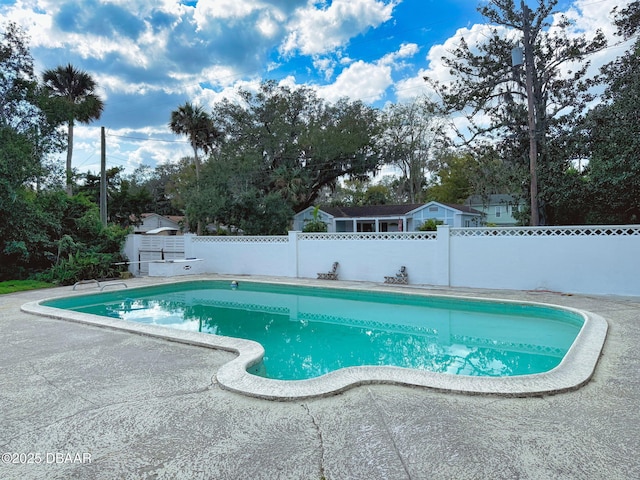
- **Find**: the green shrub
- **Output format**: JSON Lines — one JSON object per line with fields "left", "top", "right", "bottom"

{"left": 417, "top": 218, "right": 444, "bottom": 231}
{"left": 302, "top": 206, "right": 328, "bottom": 232}
{"left": 36, "top": 251, "right": 127, "bottom": 286}
{"left": 32, "top": 200, "right": 131, "bottom": 285}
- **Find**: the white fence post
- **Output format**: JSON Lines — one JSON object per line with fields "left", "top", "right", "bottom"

{"left": 434, "top": 225, "right": 450, "bottom": 287}
{"left": 183, "top": 233, "right": 195, "bottom": 259}
{"left": 123, "top": 234, "right": 137, "bottom": 275}
{"left": 288, "top": 231, "right": 299, "bottom": 278}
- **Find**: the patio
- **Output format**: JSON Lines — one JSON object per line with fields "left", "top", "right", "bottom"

{"left": 1, "top": 276, "right": 639, "bottom": 479}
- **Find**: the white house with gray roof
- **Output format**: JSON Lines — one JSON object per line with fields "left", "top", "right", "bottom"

{"left": 293, "top": 201, "right": 483, "bottom": 233}
{"left": 465, "top": 194, "right": 525, "bottom": 226}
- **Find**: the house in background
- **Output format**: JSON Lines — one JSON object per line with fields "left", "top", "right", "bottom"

{"left": 133, "top": 213, "right": 186, "bottom": 235}
{"left": 292, "top": 201, "right": 483, "bottom": 233}
{"left": 465, "top": 194, "right": 525, "bottom": 226}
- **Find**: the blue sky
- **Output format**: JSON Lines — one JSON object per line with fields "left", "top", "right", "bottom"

{"left": 0, "top": 0, "right": 629, "bottom": 177}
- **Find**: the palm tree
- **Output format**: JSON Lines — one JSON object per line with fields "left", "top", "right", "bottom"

{"left": 169, "top": 102, "right": 218, "bottom": 182}
{"left": 169, "top": 102, "right": 219, "bottom": 235}
{"left": 43, "top": 64, "right": 104, "bottom": 196}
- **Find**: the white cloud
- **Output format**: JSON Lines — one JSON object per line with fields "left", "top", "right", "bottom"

{"left": 380, "top": 42, "right": 419, "bottom": 65}
{"left": 394, "top": 68, "right": 432, "bottom": 103}
{"left": 191, "top": 0, "right": 286, "bottom": 42}
{"left": 281, "top": 0, "right": 398, "bottom": 56}
{"left": 256, "top": 10, "right": 284, "bottom": 38}
{"left": 318, "top": 60, "right": 392, "bottom": 103}
{"left": 567, "top": 0, "right": 629, "bottom": 38}
{"left": 317, "top": 40, "right": 419, "bottom": 103}
{"left": 313, "top": 56, "right": 337, "bottom": 80}
{"left": 193, "top": 0, "right": 263, "bottom": 24}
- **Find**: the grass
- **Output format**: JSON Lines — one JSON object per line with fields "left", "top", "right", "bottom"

{"left": 0, "top": 280, "right": 55, "bottom": 295}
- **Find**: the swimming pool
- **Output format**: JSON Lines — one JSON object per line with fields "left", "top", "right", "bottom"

{"left": 24, "top": 278, "right": 608, "bottom": 399}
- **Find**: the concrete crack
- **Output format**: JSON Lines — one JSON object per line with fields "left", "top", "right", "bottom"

{"left": 302, "top": 403, "right": 326, "bottom": 480}
{"left": 2, "top": 367, "right": 218, "bottom": 451}
{"left": 1, "top": 403, "right": 109, "bottom": 450}
{"left": 367, "top": 388, "right": 413, "bottom": 480}
{"left": 27, "top": 360, "right": 100, "bottom": 408}
{"left": 154, "top": 373, "right": 219, "bottom": 399}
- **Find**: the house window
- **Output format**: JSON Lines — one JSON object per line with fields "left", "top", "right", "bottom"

{"left": 336, "top": 220, "right": 353, "bottom": 232}
{"left": 495, "top": 206, "right": 502, "bottom": 218}
{"left": 356, "top": 220, "right": 375, "bottom": 232}
{"left": 429, "top": 207, "right": 438, "bottom": 212}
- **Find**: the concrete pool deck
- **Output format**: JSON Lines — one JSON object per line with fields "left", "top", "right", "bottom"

{"left": 1, "top": 275, "right": 639, "bottom": 479}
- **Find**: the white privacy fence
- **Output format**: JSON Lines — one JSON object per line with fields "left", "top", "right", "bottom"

{"left": 447, "top": 225, "right": 640, "bottom": 295}
{"left": 122, "top": 235, "right": 186, "bottom": 276}
{"left": 123, "top": 225, "right": 640, "bottom": 296}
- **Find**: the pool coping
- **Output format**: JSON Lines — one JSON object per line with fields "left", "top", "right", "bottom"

{"left": 21, "top": 276, "right": 609, "bottom": 401}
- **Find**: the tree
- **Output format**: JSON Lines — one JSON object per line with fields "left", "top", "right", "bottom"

{"left": 1, "top": 22, "right": 64, "bottom": 190}
{"left": 169, "top": 102, "right": 218, "bottom": 182}
{"left": 201, "top": 81, "right": 382, "bottom": 234}
{"left": 0, "top": 22, "right": 65, "bottom": 279}
{"left": 328, "top": 177, "right": 373, "bottom": 206}
{"left": 427, "top": 153, "right": 476, "bottom": 204}
{"left": 363, "top": 184, "right": 392, "bottom": 206}
{"left": 169, "top": 102, "right": 219, "bottom": 235}
{"left": 612, "top": 1, "right": 640, "bottom": 39}
{"left": 42, "top": 64, "right": 104, "bottom": 196}
{"left": 0, "top": 25, "right": 125, "bottom": 282}
{"left": 0, "top": 30, "right": 40, "bottom": 199}
{"left": 78, "top": 167, "right": 152, "bottom": 228}
{"left": 424, "top": 0, "right": 606, "bottom": 225}
{"left": 32, "top": 192, "right": 129, "bottom": 285}
{"left": 1, "top": 22, "right": 37, "bottom": 131}
{"left": 579, "top": 2, "right": 640, "bottom": 223}
{"left": 379, "top": 97, "right": 444, "bottom": 203}
{"left": 128, "top": 163, "right": 185, "bottom": 216}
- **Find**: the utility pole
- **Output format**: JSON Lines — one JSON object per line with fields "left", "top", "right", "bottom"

{"left": 100, "top": 126, "right": 107, "bottom": 226}
{"left": 522, "top": 0, "right": 539, "bottom": 226}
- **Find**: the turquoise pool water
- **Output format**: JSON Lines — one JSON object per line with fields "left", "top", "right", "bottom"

{"left": 44, "top": 281, "right": 584, "bottom": 381}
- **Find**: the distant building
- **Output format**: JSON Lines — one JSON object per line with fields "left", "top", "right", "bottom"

{"left": 465, "top": 194, "right": 525, "bottom": 226}
{"left": 133, "top": 213, "right": 186, "bottom": 235}
{"left": 293, "top": 201, "right": 483, "bottom": 233}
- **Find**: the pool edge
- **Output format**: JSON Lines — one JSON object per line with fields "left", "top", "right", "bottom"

{"left": 20, "top": 278, "right": 608, "bottom": 401}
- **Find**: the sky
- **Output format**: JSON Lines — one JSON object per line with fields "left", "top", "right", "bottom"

{"left": 0, "top": 0, "right": 632, "bottom": 179}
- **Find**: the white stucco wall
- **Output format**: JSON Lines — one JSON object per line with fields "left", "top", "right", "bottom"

{"left": 295, "top": 232, "right": 439, "bottom": 284}
{"left": 447, "top": 227, "right": 639, "bottom": 296}
{"left": 123, "top": 225, "right": 640, "bottom": 296}
{"left": 189, "top": 234, "right": 295, "bottom": 277}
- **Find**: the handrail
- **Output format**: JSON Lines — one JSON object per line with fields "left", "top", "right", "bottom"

{"left": 73, "top": 279, "right": 101, "bottom": 290}
{"left": 100, "top": 282, "right": 128, "bottom": 291}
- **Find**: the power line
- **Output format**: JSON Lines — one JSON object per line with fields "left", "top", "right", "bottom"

{"left": 107, "top": 133, "right": 189, "bottom": 144}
